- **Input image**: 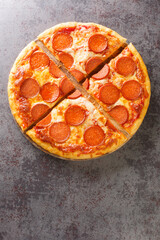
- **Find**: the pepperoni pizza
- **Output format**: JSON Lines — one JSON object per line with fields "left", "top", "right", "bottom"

{"left": 8, "top": 22, "right": 151, "bottom": 160}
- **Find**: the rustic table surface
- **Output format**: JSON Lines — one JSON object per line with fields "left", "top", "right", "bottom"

{"left": 0, "top": 0, "right": 160, "bottom": 239}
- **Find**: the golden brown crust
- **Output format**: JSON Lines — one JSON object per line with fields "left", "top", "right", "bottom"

{"left": 26, "top": 128, "right": 127, "bottom": 160}
{"left": 8, "top": 41, "right": 63, "bottom": 131}
{"left": 38, "top": 22, "right": 127, "bottom": 71}
{"left": 38, "top": 22, "right": 126, "bottom": 45}
{"left": 8, "top": 41, "right": 37, "bottom": 131}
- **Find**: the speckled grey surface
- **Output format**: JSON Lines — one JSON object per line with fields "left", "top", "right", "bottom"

{"left": 0, "top": 0, "right": 160, "bottom": 239}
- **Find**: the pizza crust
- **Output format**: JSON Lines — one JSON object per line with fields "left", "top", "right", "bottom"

{"left": 8, "top": 41, "right": 38, "bottom": 131}
{"left": 38, "top": 22, "right": 127, "bottom": 67}
{"left": 8, "top": 40, "right": 63, "bottom": 131}
{"left": 38, "top": 22, "right": 127, "bottom": 44}
{"left": 26, "top": 128, "right": 127, "bottom": 160}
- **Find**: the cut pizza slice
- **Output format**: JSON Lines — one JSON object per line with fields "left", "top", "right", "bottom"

{"left": 38, "top": 22, "right": 126, "bottom": 78}
{"left": 26, "top": 97, "right": 127, "bottom": 160}
{"left": 8, "top": 41, "right": 81, "bottom": 131}
{"left": 87, "top": 43, "right": 151, "bottom": 135}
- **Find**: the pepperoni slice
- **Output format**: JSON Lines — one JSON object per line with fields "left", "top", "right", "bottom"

{"left": 68, "top": 79, "right": 89, "bottom": 99}
{"left": 31, "top": 103, "right": 49, "bottom": 121}
{"left": 84, "top": 125, "right": 105, "bottom": 146}
{"left": 121, "top": 80, "right": 142, "bottom": 100}
{"left": 65, "top": 105, "right": 86, "bottom": 126}
{"left": 83, "top": 78, "right": 89, "bottom": 89}
{"left": 85, "top": 57, "right": 103, "bottom": 74}
{"left": 92, "top": 64, "right": 110, "bottom": 80}
{"left": 40, "top": 82, "right": 60, "bottom": 103}
{"left": 49, "top": 122, "right": 70, "bottom": 143}
{"left": 49, "top": 61, "right": 65, "bottom": 78}
{"left": 59, "top": 77, "right": 74, "bottom": 95}
{"left": 67, "top": 89, "right": 81, "bottom": 99}
{"left": 88, "top": 34, "right": 108, "bottom": 53}
{"left": 115, "top": 56, "right": 136, "bottom": 76}
{"left": 20, "top": 78, "right": 40, "bottom": 98}
{"left": 70, "top": 69, "right": 85, "bottom": 81}
{"left": 37, "top": 114, "right": 52, "bottom": 127}
{"left": 99, "top": 83, "right": 120, "bottom": 105}
{"left": 30, "top": 52, "right": 50, "bottom": 70}
{"left": 58, "top": 52, "right": 74, "bottom": 68}
{"left": 109, "top": 105, "right": 129, "bottom": 125}
{"left": 52, "top": 33, "right": 73, "bottom": 51}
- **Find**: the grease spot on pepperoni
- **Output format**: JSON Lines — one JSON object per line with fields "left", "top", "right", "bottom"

{"left": 49, "top": 122, "right": 70, "bottom": 143}
{"left": 30, "top": 52, "right": 50, "bottom": 70}
{"left": 40, "top": 82, "right": 60, "bottom": 103}
{"left": 59, "top": 77, "right": 74, "bottom": 95}
{"left": 31, "top": 103, "right": 49, "bottom": 121}
{"left": 88, "top": 34, "right": 108, "bottom": 53}
{"left": 20, "top": 78, "right": 40, "bottom": 98}
{"left": 115, "top": 56, "right": 136, "bottom": 76}
{"left": 52, "top": 32, "right": 73, "bottom": 51}
{"left": 49, "top": 60, "right": 65, "bottom": 78}
{"left": 99, "top": 83, "right": 120, "bottom": 105}
{"left": 84, "top": 125, "right": 105, "bottom": 146}
{"left": 121, "top": 80, "right": 142, "bottom": 100}
{"left": 85, "top": 57, "right": 103, "bottom": 74}
{"left": 109, "top": 105, "right": 129, "bottom": 125}
{"left": 65, "top": 105, "right": 86, "bottom": 126}
{"left": 58, "top": 52, "right": 74, "bottom": 68}
{"left": 92, "top": 64, "right": 110, "bottom": 80}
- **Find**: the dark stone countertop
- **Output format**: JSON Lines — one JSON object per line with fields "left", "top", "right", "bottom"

{"left": 0, "top": 0, "right": 160, "bottom": 239}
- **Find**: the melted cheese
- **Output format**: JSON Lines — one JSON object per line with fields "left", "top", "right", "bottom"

{"left": 88, "top": 46, "right": 149, "bottom": 130}
{"left": 48, "top": 97, "right": 121, "bottom": 147}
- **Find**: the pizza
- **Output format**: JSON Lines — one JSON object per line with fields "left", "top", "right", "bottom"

{"left": 8, "top": 22, "right": 151, "bottom": 160}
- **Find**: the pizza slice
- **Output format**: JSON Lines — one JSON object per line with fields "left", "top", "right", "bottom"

{"left": 87, "top": 43, "right": 151, "bottom": 135}
{"left": 26, "top": 96, "right": 127, "bottom": 160}
{"left": 38, "top": 22, "right": 126, "bottom": 76}
{"left": 8, "top": 41, "right": 81, "bottom": 131}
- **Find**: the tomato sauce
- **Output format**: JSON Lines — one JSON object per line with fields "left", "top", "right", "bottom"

{"left": 35, "top": 127, "right": 51, "bottom": 143}
{"left": 58, "top": 27, "right": 76, "bottom": 34}
{"left": 125, "top": 100, "right": 144, "bottom": 127}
